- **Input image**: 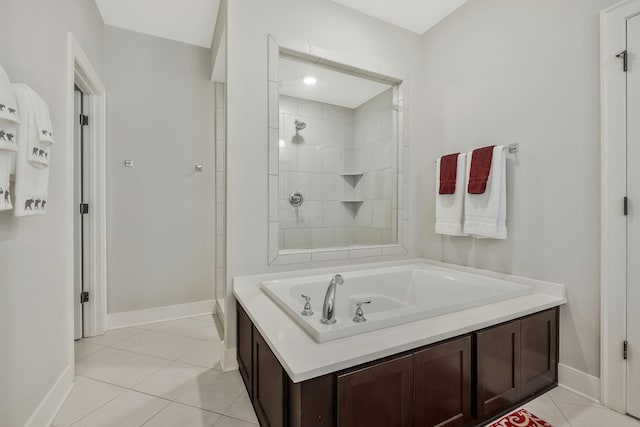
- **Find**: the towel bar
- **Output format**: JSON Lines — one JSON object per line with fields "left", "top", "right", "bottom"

{"left": 435, "top": 143, "right": 519, "bottom": 162}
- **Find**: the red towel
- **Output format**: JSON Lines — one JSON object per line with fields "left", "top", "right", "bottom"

{"left": 467, "top": 145, "right": 496, "bottom": 194}
{"left": 438, "top": 153, "right": 460, "bottom": 195}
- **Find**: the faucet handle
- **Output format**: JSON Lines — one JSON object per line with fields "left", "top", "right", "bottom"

{"left": 353, "top": 300, "right": 371, "bottom": 323}
{"left": 300, "top": 294, "right": 314, "bottom": 316}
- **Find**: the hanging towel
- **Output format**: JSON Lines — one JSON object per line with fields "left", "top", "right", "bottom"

{"left": 436, "top": 152, "right": 468, "bottom": 236}
{"left": 463, "top": 145, "right": 506, "bottom": 239}
{"left": 27, "top": 91, "right": 54, "bottom": 166}
{"left": 13, "top": 84, "right": 51, "bottom": 217}
{"left": 0, "top": 65, "right": 20, "bottom": 211}
{"left": 439, "top": 153, "right": 460, "bottom": 195}
{"left": 467, "top": 145, "right": 495, "bottom": 194}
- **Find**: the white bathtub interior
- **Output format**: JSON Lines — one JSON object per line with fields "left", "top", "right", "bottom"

{"left": 260, "top": 264, "right": 533, "bottom": 342}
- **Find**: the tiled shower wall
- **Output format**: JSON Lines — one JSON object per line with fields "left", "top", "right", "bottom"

{"left": 278, "top": 95, "right": 355, "bottom": 249}
{"left": 278, "top": 88, "right": 395, "bottom": 249}
{"left": 215, "top": 82, "right": 226, "bottom": 316}
{"left": 352, "top": 88, "right": 396, "bottom": 245}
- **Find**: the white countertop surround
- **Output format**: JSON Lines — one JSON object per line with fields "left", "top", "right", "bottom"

{"left": 233, "top": 258, "right": 566, "bottom": 383}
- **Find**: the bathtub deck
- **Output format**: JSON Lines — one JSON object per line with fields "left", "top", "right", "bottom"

{"left": 233, "top": 258, "right": 566, "bottom": 383}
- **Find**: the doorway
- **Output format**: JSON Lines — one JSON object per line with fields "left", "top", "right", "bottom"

{"left": 626, "top": 11, "right": 640, "bottom": 420}
{"left": 66, "top": 33, "right": 108, "bottom": 358}
{"left": 74, "top": 87, "right": 90, "bottom": 340}
{"left": 601, "top": 0, "right": 640, "bottom": 417}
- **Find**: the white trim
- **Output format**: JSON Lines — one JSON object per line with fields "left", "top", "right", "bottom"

{"left": 600, "top": 0, "right": 640, "bottom": 413}
{"left": 83, "top": 93, "right": 108, "bottom": 337}
{"left": 107, "top": 300, "right": 217, "bottom": 329}
{"left": 24, "top": 365, "right": 73, "bottom": 427}
{"left": 558, "top": 363, "right": 602, "bottom": 404}
{"left": 66, "top": 33, "right": 108, "bottom": 353}
{"left": 216, "top": 298, "right": 226, "bottom": 328}
{"left": 219, "top": 346, "right": 239, "bottom": 372}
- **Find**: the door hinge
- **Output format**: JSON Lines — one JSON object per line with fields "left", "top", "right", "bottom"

{"left": 616, "top": 50, "right": 628, "bottom": 72}
{"left": 80, "top": 291, "right": 89, "bottom": 303}
{"left": 80, "top": 203, "right": 89, "bottom": 215}
{"left": 624, "top": 197, "right": 629, "bottom": 216}
{"left": 79, "top": 114, "right": 89, "bottom": 126}
{"left": 624, "top": 340, "right": 629, "bottom": 360}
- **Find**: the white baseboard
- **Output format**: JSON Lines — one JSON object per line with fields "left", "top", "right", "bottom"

{"left": 107, "top": 299, "right": 216, "bottom": 329}
{"left": 25, "top": 364, "right": 73, "bottom": 427}
{"left": 219, "top": 344, "right": 239, "bottom": 372}
{"left": 558, "top": 363, "right": 601, "bottom": 403}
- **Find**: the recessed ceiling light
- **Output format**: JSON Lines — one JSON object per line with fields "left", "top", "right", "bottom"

{"left": 303, "top": 75, "right": 317, "bottom": 85}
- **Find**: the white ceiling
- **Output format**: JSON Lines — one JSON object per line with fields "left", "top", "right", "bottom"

{"left": 94, "top": 0, "right": 220, "bottom": 48}
{"left": 279, "top": 58, "right": 392, "bottom": 109}
{"left": 94, "top": 0, "right": 465, "bottom": 50}
{"left": 331, "top": 0, "right": 469, "bottom": 34}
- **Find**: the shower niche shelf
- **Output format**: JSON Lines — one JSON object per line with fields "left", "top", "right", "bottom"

{"left": 339, "top": 172, "right": 364, "bottom": 187}
{"left": 340, "top": 200, "right": 364, "bottom": 203}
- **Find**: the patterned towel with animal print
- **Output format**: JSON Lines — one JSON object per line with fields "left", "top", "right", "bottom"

{"left": 25, "top": 88, "right": 53, "bottom": 167}
{"left": 13, "top": 84, "right": 51, "bottom": 217}
{"left": 0, "top": 65, "right": 20, "bottom": 212}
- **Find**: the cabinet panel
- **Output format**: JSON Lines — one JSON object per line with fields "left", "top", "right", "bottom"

{"left": 337, "top": 355, "right": 413, "bottom": 427}
{"left": 521, "top": 309, "right": 558, "bottom": 397}
{"left": 414, "top": 336, "right": 472, "bottom": 427}
{"left": 476, "top": 320, "right": 521, "bottom": 419}
{"left": 253, "top": 329, "right": 286, "bottom": 427}
{"left": 288, "top": 375, "right": 335, "bottom": 427}
{"left": 237, "top": 303, "right": 253, "bottom": 397}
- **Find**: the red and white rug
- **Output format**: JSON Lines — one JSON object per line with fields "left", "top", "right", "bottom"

{"left": 487, "top": 409, "right": 553, "bottom": 427}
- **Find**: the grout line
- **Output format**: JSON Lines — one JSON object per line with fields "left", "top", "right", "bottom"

{"left": 548, "top": 397, "right": 573, "bottom": 427}
{"left": 68, "top": 317, "right": 251, "bottom": 425}
{"left": 64, "top": 382, "right": 129, "bottom": 426}
{"left": 136, "top": 398, "right": 173, "bottom": 427}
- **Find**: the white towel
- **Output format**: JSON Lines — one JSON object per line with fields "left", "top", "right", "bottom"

{"left": 27, "top": 91, "right": 54, "bottom": 166}
{"left": 0, "top": 65, "right": 20, "bottom": 211}
{"left": 435, "top": 153, "right": 468, "bottom": 236}
{"left": 463, "top": 145, "right": 507, "bottom": 239}
{"left": 13, "top": 84, "right": 51, "bottom": 217}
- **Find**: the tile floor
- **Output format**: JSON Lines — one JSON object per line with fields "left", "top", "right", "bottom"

{"left": 485, "top": 386, "right": 640, "bottom": 427}
{"left": 56, "top": 314, "right": 640, "bottom": 427}
{"left": 54, "top": 314, "right": 258, "bottom": 427}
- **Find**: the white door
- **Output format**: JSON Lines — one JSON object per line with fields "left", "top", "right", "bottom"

{"left": 627, "top": 12, "right": 640, "bottom": 419}
{"left": 73, "top": 88, "right": 90, "bottom": 340}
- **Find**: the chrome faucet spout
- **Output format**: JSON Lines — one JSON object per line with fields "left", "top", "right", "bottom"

{"left": 320, "top": 274, "right": 343, "bottom": 325}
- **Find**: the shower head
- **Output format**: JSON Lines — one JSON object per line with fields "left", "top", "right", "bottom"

{"left": 294, "top": 119, "right": 307, "bottom": 131}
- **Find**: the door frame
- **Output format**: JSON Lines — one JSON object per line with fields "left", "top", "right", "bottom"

{"left": 600, "top": 0, "right": 640, "bottom": 413}
{"left": 65, "top": 33, "right": 107, "bottom": 358}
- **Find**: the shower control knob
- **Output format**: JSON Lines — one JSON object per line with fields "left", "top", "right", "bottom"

{"left": 353, "top": 300, "right": 371, "bottom": 323}
{"left": 289, "top": 191, "right": 304, "bottom": 207}
{"left": 301, "top": 294, "right": 314, "bottom": 316}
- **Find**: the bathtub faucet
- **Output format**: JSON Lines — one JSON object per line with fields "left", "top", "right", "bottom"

{"left": 320, "top": 274, "right": 344, "bottom": 325}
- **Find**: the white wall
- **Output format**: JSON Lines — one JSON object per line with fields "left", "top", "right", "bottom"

{"left": 104, "top": 26, "right": 216, "bottom": 313}
{"left": 421, "top": 0, "right": 619, "bottom": 378}
{"left": 0, "top": 0, "right": 104, "bottom": 425}
{"left": 225, "top": 0, "right": 426, "bottom": 349}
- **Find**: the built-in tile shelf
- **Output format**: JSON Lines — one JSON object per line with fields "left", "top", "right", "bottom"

{"left": 340, "top": 200, "right": 364, "bottom": 203}
{"left": 339, "top": 172, "right": 364, "bottom": 187}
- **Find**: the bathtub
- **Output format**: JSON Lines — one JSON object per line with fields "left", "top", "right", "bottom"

{"left": 260, "top": 263, "right": 533, "bottom": 342}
